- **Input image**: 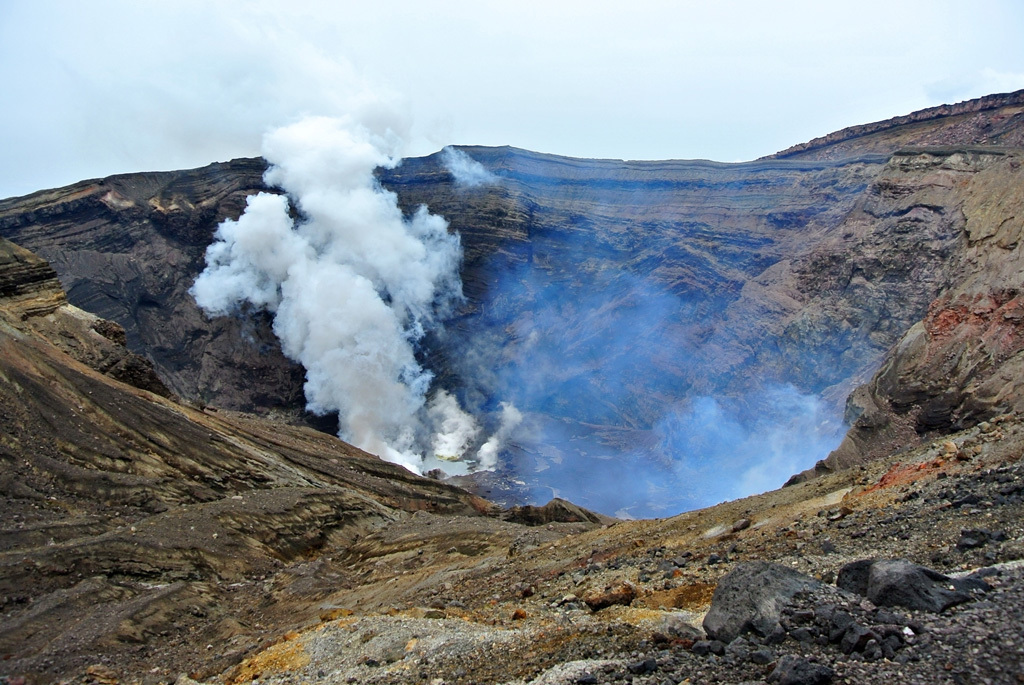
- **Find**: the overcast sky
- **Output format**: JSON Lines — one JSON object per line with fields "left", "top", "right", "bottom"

{"left": 2, "top": 0, "right": 1024, "bottom": 199}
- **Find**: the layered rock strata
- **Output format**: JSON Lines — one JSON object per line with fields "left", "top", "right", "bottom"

{"left": 800, "top": 147, "right": 1024, "bottom": 478}
{"left": 767, "top": 89, "right": 1024, "bottom": 160}
{"left": 1, "top": 92, "right": 1024, "bottom": 506}
{"left": 0, "top": 159, "right": 311, "bottom": 421}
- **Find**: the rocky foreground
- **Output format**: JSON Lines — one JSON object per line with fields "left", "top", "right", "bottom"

{"left": 174, "top": 415, "right": 1024, "bottom": 685}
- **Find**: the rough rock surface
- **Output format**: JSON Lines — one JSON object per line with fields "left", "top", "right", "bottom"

{"left": 0, "top": 236, "right": 65, "bottom": 318}
{"left": 802, "top": 146, "right": 1024, "bottom": 478}
{"left": 137, "top": 412, "right": 1023, "bottom": 685}
{"left": 0, "top": 159, "right": 318, "bottom": 423}
{"left": 839, "top": 559, "right": 973, "bottom": 613}
{"left": 767, "top": 89, "right": 1024, "bottom": 160}
{"left": 702, "top": 561, "right": 822, "bottom": 643}
{"left": 768, "top": 655, "right": 836, "bottom": 685}
{"left": 501, "top": 498, "right": 615, "bottom": 527}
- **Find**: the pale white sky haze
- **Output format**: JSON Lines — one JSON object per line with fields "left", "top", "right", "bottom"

{"left": 1, "top": 0, "right": 1023, "bottom": 198}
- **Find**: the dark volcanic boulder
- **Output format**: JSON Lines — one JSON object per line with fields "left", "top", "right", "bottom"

{"left": 703, "top": 561, "right": 822, "bottom": 643}
{"left": 835, "top": 558, "right": 876, "bottom": 596}
{"left": 837, "top": 559, "right": 977, "bottom": 612}
{"left": 768, "top": 655, "right": 835, "bottom": 685}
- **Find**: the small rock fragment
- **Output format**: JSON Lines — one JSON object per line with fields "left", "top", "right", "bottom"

{"left": 767, "top": 655, "right": 835, "bottom": 685}
{"left": 85, "top": 665, "right": 120, "bottom": 685}
{"left": 581, "top": 581, "right": 637, "bottom": 611}
{"left": 732, "top": 518, "right": 752, "bottom": 532}
{"left": 626, "top": 658, "right": 657, "bottom": 674}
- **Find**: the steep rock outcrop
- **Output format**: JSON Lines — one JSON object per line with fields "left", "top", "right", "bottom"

{"left": 0, "top": 236, "right": 65, "bottom": 318}
{"left": 1, "top": 236, "right": 169, "bottom": 395}
{"left": 801, "top": 148, "right": 1024, "bottom": 476}
{"left": 0, "top": 159, "right": 317, "bottom": 421}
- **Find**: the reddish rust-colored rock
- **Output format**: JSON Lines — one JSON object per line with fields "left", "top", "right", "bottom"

{"left": 582, "top": 580, "right": 638, "bottom": 611}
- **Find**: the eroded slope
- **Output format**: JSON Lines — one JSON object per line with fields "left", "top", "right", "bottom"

{"left": 804, "top": 148, "right": 1024, "bottom": 477}
{"left": 0, "top": 238, "right": 503, "bottom": 681}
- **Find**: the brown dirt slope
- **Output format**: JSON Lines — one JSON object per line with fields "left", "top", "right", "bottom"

{"left": 0, "top": 239, "right": 508, "bottom": 682}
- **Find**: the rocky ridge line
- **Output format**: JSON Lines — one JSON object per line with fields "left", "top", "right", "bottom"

{"left": 766, "top": 89, "right": 1024, "bottom": 160}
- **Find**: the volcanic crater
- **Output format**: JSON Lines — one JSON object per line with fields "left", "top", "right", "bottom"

{"left": 0, "top": 90, "right": 1023, "bottom": 684}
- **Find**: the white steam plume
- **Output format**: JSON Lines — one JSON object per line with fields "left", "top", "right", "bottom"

{"left": 191, "top": 114, "right": 480, "bottom": 474}
{"left": 476, "top": 402, "right": 523, "bottom": 471}
{"left": 428, "top": 390, "right": 481, "bottom": 460}
{"left": 442, "top": 147, "right": 498, "bottom": 187}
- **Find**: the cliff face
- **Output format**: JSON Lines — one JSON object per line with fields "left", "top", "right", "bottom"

{"left": 809, "top": 147, "right": 1024, "bottom": 476}
{"left": 0, "top": 159, "right": 322, "bottom": 423}
{"left": 0, "top": 235, "right": 65, "bottom": 318}
{"left": 382, "top": 149, "right": 895, "bottom": 405}
{"left": 1, "top": 92, "right": 1023, "bottom": 512}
